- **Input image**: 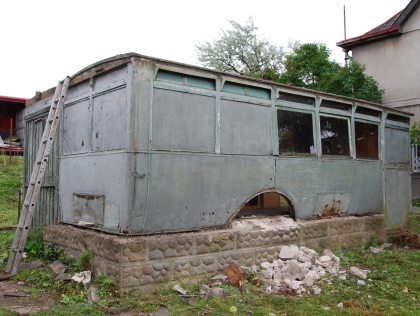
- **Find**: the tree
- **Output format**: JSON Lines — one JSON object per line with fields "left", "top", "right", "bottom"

{"left": 278, "top": 43, "right": 384, "bottom": 103}
{"left": 196, "top": 20, "right": 384, "bottom": 103}
{"left": 195, "top": 17, "right": 285, "bottom": 75}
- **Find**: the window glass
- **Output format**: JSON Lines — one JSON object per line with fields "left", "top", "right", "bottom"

{"left": 277, "top": 110, "right": 315, "bottom": 154}
{"left": 355, "top": 122, "right": 379, "bottom": 159}
{"left": 320, "top": 116, "right": 350, "bottom": 156}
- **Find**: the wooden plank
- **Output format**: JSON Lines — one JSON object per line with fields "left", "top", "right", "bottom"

{"left": 0, "top": 225, "right": 17, "bottom": 231}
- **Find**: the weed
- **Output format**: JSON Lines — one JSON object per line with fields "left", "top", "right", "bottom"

{"left": 43, "top": 243, "right": 63, "bottom": 262}
{"left": 78, "top": 249, "right": 94, "bottom": 270}
{"left": 370, "top": 234, "right": 378, "bottom": 247}
{"left": 25, "top": 228, "right": 44, "bottom": 259}
{"left": 97, "top": 272, "right": 115, "bottom": 295}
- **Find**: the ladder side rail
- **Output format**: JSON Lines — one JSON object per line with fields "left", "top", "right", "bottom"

{"left": 6, "top": 77, "right": 70, "bottom": 274}
{"left": 5, "top": 80, "right": 63, "bottom": 273}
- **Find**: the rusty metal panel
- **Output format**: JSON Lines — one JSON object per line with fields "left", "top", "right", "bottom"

{"left": 152, "top": 89, "right": 215, "bottom": 152}
{"left": 73, "top": 193, "right": 105, "bottom": 225}
{"left": 220, "top": 100, "right": 271, "bottom": 155}
{"left": 92, "top": 87, "right": 127, "bottom": 151}
{"left": 313, "top": 192, "right": 352, "bottom": 217}
{"left": 348, "top": 161, "right": 382, "bottom": 214}
{"left": 144, "top": 153, "right": 275, "bottom": 232}
{"left": 274, "top": 158, "right": 355, "bottom": 219}
{"left": 385, "top": 126, "right": 410, "bottom": 163}
{"left": 385, "top": 169, "right": 410, "bottom": 229}
{"left": 62, "top": 100, "right": 90, "bottom": 154}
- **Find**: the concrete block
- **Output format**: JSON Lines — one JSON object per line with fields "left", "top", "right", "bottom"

{"left": 173, "top": 255, "right": 215, "bottom": 278}
{"left": 195, "top": 232, "right": 234, "bottom": 254}
{"left": 120, "top": 238, "right": 147, "bottom": 263}
{"left": 148, "top": 235, "right": 194, "bottom": 260}
{"left": 254, "top": 246, "right": 281, "bottom": 265}
{"left": 271, "top": 226, "right": 300, "bottom": 245}
{"left": 236, "top": 229, "right": 270, "bottom": 249}
{"left": 301, "top": 221, "right": 328, "bottom": 239}
{"left": 121, "top": 261, "right": 172, "bottom": 287}
{"left": 216, "top": 250, "right": 253, "bottom": 271}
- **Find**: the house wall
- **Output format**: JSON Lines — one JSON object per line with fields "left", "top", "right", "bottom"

{"left": 351, "top": 5, "right": 420, "bottom": 121}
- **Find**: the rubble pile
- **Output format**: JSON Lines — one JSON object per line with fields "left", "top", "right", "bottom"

{"left": 254, "top": 245, "right": 364, "bottom": 295}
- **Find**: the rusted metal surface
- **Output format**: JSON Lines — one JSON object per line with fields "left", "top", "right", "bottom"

{"left": 313, "top": 192, "right": 352, "bottom": 218}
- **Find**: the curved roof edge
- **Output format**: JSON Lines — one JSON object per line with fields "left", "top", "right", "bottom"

{"left": 26, "top": 52, "right": 413, "bottom": 117}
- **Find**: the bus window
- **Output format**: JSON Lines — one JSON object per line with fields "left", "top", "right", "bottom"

{"left": 355, "top": 121, "right": 379, "bottom": 159}
{"left": 277, "top": 110, "right": 315, "bottom": 155}
{"left": 320, "top": 116, "right": 350, "bottom": 156}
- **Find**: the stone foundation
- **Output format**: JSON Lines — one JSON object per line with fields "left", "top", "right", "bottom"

{"left": 43, "top": 215, "right": 386, "bottom": 293}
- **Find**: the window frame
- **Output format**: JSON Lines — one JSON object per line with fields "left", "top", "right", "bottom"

{"left": 354, "top": 119, "right": 381, "bottom": 160}
{"left": 275, "top": 106, "right": 317, "bottom": 157}
{"left": 319, "top": 113, "right": 352, "bottom": 158}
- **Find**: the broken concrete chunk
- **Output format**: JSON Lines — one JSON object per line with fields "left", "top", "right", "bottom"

{"left": 198, "top": 284, "right": 210, "bottom": 295}
{"left": 18, "top": 261, "right": 44, "bottom": 271}
{"left": 261, "top": 262, "right": 271, "bottom": 269}
{"left": 209, "top": 274, "right": 228, "bottom": 287}
{"left": 313, "top": 287, "right": 322, "bottom": 295}
{"left": 55, "top": 272, "right": 72, "bottom": 281}
{"left": 369, "top": 247, "right": 381, "bottom": 254}
{"left": 71, "top": 271, "right": 91, "bottom": 284}
{"left": 173, "top": 284, "right": 188, "bottom": 295}
{"left": 337, "top": 302, "right": 343, "bottom": 308}
{"left": 206, "top": 287, "right": 230, "bottom": 300}
{"left": 50, "top": 260, "right": 66, "bottom": 274}
{"left": 303, "top": 275, "right": 314, "bottom": 287}
{"left": 323, "top": 307, "right": 331, "bottom": 311}
{"left": 357, "top": 280, "right": 366, "bottom": 286}
{"left": 88, "top": 284, "right": 100, "bottom": 303}
{"left": 279, "top": 246, "right": 298, "bottom": 260}
{"left": 339, "top": 275, "right": 346, "bottom": 281}
{"left": 319, "top": 255, "right": 331, "bottom": 263}
{"left": 349, "top": 267, "right": 367, "bottom": 279}
{"left": 323, "top": 249, "right": 340, "bottom": 262}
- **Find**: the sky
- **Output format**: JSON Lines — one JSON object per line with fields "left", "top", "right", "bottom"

{"left": 0, "top": 0, "right": 411, "bottom": 98}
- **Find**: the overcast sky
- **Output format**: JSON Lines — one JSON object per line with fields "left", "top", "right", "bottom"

{"left": 0, "top": 0, "right": 410, "bottom": 98}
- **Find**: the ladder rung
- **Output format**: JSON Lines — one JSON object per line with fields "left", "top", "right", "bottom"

{"left": 55, "top": 98, "right": 60, "bottom": 103}
{"left": 24, "top": 202, "right": 30, "bottom": 207}
{"left": 48, "top": 119, "right": 53, "bottom": 123}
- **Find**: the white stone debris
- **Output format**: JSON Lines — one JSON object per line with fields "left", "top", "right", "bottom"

{"left": 71, "top": 271, "right": 91, "bottom": 285}
{"left": 323, "top": 307, "right": 331, "bottom": 311}
{"left": 337, "top": 302, "right": 344, "bottom": 308}
{"left": 357, "top": 280, "right": 366, "bottom": 286}
{"left": 258, "top": 245, "right": 342, "bottom": 295}
{"left": 349, "top": 266, "right": 367, "bottom": 279}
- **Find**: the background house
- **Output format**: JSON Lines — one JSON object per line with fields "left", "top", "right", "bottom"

{"left": 0, "top": 95, "right": 26, "bottom": 152}
{"left": 337, "top": 0, "right": 420, "bottom": 199}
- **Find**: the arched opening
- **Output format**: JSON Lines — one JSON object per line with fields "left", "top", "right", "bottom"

{"left": 236, "top": 191, "right": 295, "bottom": 219}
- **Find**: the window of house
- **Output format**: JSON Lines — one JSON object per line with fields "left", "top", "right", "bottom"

{"left": 277, "top": 109, "right": 315, "bottom": 155}
{"left": 320, "top": 116, "right": 350, "bottom": 156}
{"left": 355, "top": 121, "right": 379, "bottom": 159}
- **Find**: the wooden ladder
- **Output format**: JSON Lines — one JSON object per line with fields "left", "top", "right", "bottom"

{"left": 6, "top": 77, "right": 71, "bottom": 274}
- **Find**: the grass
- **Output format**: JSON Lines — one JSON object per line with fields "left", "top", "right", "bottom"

{"left": 1, "top": 155, "right": 420, "bottom": 315}
{"left": 0, "top": 154, "right": 23, "bottom": 225}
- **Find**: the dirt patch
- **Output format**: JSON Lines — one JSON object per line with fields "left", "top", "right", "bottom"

{"left": 0, "top": 280, "right": 57, "bottom": 315}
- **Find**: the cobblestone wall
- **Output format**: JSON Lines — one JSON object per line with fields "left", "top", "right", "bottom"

{"left": 44, "top": 215, "right": 386, "bottom": 293}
